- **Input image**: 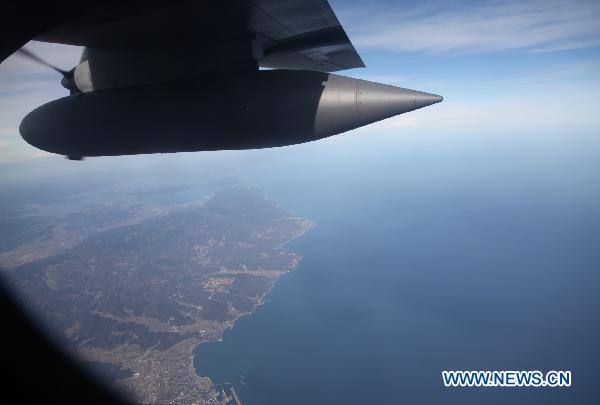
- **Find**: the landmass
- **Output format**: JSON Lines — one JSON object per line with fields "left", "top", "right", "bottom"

{"left": 0, "top": 183, "right": 313, "bottom": 404}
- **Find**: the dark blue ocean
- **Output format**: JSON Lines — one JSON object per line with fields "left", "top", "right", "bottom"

{"left": 192, "top": 132, "right": 600, "bottom": 404}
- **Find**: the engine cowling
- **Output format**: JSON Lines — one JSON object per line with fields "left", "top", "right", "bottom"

{"left": 20, "top": 69, "right": 442, "bottom": 157}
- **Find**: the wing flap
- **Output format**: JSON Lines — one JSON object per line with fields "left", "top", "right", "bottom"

{"left": 249, "top": 0, "right": 364, "bottom": 71}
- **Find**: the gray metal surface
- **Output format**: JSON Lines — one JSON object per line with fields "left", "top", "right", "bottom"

{"left": 314, "top": 75, "right": 443, "bottom": 136}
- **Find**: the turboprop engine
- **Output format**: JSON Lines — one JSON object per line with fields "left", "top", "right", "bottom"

{"left": 20, "top": 68, "right": 441, "bottom": 158}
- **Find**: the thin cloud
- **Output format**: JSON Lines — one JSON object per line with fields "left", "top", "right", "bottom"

{"left": 0, "top": 137, "right": 50, "bottom": 164}
{"left": 0, "top": 42, "right": 77, "bottom": 162}
{"left": 340, "top": 0, "right": 600, "bottom": 54}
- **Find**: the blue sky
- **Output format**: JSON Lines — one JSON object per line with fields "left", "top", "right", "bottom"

{"left": 0, "top": 0, "right": 599, "bottom": 166}
{"left": 333, "top": 0, "right": 600, "bottom": 133}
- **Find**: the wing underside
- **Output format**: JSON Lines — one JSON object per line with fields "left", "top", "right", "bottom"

{"left": 34, "top": 0, "right": 365, "bottom": 73}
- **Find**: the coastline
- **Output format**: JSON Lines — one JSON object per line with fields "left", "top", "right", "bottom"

{"left": 2, "top": 185, "right": 316, "bottom": 405}
{"left": 190, "top": 219, "right": 316, "bottom": 404}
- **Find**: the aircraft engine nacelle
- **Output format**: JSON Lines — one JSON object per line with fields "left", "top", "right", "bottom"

{"left": 19, "top": 69, "right": 442, "bottom": 158}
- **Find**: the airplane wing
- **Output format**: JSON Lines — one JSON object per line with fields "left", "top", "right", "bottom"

{"left": 12, "top": 0, "right": 441, "bottom": 159}
{"left": 33, "top": 0, "right": 365, "bottom": 73}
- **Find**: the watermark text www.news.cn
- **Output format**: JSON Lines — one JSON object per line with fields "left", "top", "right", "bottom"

{"left": 442, "top": 370, "right": 571, "bottom": 387}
